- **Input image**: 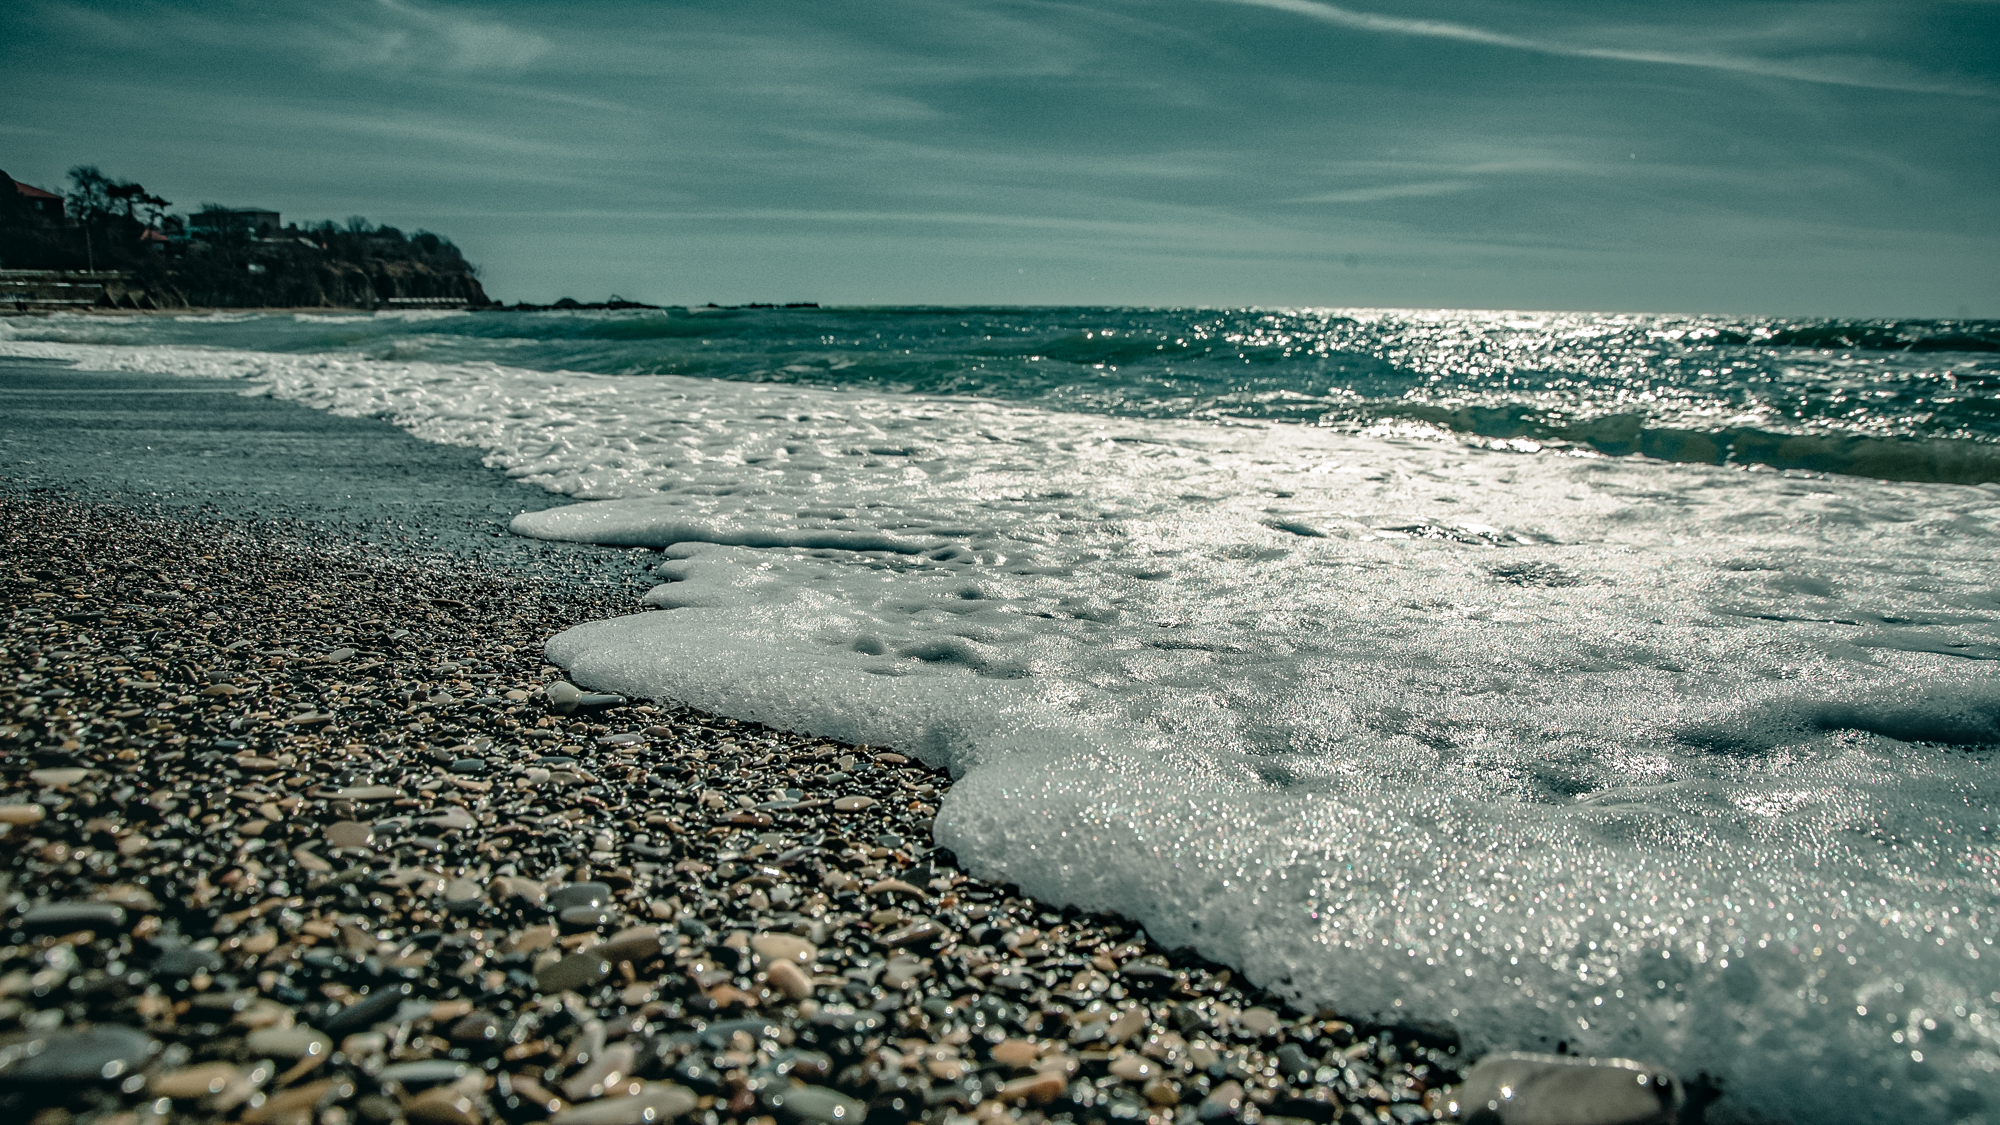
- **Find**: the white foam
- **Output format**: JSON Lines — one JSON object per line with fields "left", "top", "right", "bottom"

{"left": 6, "top": 335, "right": 1998, "bottom": 1121}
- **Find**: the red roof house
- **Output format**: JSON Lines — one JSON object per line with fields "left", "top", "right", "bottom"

{"left": 0, "top": 169, "right": 66, "bottom": 220}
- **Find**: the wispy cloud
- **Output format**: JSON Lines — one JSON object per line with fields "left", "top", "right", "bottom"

{"left": 313, "top": 0, "right": 551, "bottom": 73}
{"left": 1289, "top": 180, "right": 1474, "bottom": 204}
{"left": 1216, "top": 0, "right": 1998, "bottom": 97}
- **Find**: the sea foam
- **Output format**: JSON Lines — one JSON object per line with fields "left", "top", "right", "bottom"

{"left": 5, "top": 334, "right": 1998, "bottom": 1122}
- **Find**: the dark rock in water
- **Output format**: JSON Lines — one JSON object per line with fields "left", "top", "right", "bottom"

{"left": 0, "top": 1025, "right": 158, "bottom": 1084}
{"left": 548, "top": 881, "right": 612, "bottom": 911}
{"left": 324, "top": 983, "right": 414, "bottom": 1036}
{"left": 1274, "top": 1043, "right": 1313, "bottom": 1084}
{"left": 18, "top": 902, "right": 128, "bottom": 934}
{"left": 1389, "top": 1017, "right": 1462, "bottom": 1054}
{"left": 765, "top": 1083, "right": 866, "bottom": 1125}
{"left": 1452, "top": 1052, "right": 1682, "bottom": 1125}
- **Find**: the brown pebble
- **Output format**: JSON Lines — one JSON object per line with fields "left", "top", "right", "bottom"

{"left": 991, "top": 1040, "right": 1041, "bottom": 1068}
{"left": 324, "top": 821, "right": 375, "bottom": 849}
{"left": 150, "top": 1062, "right": 240, "bottom": 1099}
{"left": 864, "top": 878, "right": 925, "bottom": 900}
{"left": 765, "top": 960, "right": 814, "bottom": 1001}
{"left": 0, "top": 805, "right": 47, "bottom": 826}
{"left": 1108, "top": 1008, "right": 1147, "bottom": 1045}
{"left": 242, "top": 1079, "right": 348, "bottom": 1125}
{"left": 998, "top": 1072, "right": 1066, "bottom": 1106}
{"left": 832, "top": 796, "right": 875, "bottom": 812}
{"left": 405, "top": 1086, "right": 482, "bottom": 1125}
{"left": 749, "top": 932, "right": 816, "bottom": 966}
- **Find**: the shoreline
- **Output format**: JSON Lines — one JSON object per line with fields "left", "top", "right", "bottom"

{"left": 0, "top": 494, "right": 1499, "bottom": 1125}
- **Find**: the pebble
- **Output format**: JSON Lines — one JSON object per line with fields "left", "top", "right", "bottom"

{"left": 831, "top": 796, "right": 875, "bottom": 812}
{"left": 750, "top": 932, "right": 817, "bottom": 966}
{"left": 552, "top": 1083, "right": 698, "bottom": 1125}
{"left": 766, "top": 1084, "right": 866, "bottom": 1125}
{"left": 0, "top": 1025, "right": 158, "bottom": 1084}
{"left": 324, "top": 820, "right": 375, "bottom": 849}
{"left": 333, "top": 785, "right": 402, "bottom": 801}
{"left": 149, "top": 1061, "right": 241, "bottom": 1099}
{"left": 28, "top": 767, "right": 89, "bottom": 788}
{"left": 549, "top": 881, "right": 613, "bottom": 911}
{"left": 18, "top": 902, "right": 128, "bottom": 934}
{"left": 536, "top": 951, "right": 614, "bottom": 994}
{"left": 245, "top": 1024, "right": 331, "bottom": 1059}
{"left": 323, "top": 984, "right": 412, "bottom": 1036}
{"left": 0, "top": 804, "right": 47, "bottom": 826}
{"left": 377, "top": 1060, "right": 472, "bottom": 1089}
{"left": 1450, "top": 1052, "right": 1682, "bottom": 1125}
{"left": 766, "top": 960, "right": 814, "bottom": 1000}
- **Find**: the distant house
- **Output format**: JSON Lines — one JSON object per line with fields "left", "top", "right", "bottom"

{"left": 190, "top": 208, "right": 281, "bottom": 240}
{"left": 0, "top": 169, "right": 66, "bottom": 220}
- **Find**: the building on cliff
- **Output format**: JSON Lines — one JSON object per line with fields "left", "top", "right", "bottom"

{"left": 1, "top": 171, "right": 65, "bottom": 221}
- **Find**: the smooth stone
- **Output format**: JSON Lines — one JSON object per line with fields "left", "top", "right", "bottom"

{"left": 549, "top": 881, "right": 613, "bottom": 911}
{"left": 996, "top": 1073, "right": 1066, "bottom": 1107}
{"left": 246, "top": 1025, "right": 331, "bottom": 1059}
{"left": 325, "top": 821, "right": 375, "bottom": 849}
{"left": 599, "top": 925, "right": 663, "bottom": 964}
{"left": 766, "top": 961, "right": 814, "bottom": 1001}
{"left": 596, "top": 731, "right": 643, "bottom": 746}
{"left": 1274, "top": 1043, "right": 1313, "bottom": 1082}
{"left": 377, "top": 1060, "right": 471, "bottom": 1089}
{"left": 29, "top": 768, "right": 89, "bottom": 788}
{"left": 750, "top": 932, "right": 817, "bottom": 966}
{"left": 0, "top": 1025, "right": 157, "bottom": 1084}
{"left": 1451, "top": 1052, "right": 1683, "bottom": 1125}
{"left": 1109, "top": 1055, "right": 1161, "bottom": 1081}
{"left": 864, "top": 879, "right": 924, "bottom": 900}
{"left": 546, "top": 681, "right": 585, "bottom": 712}
{"left": 881, "top": 955, "right": 929, "bottom": 990}
{"left": 559, "top": 905, "right": 615, "bottom": 930}
{"left": 424, "top": 808, "right": 477, "bottom": 831}
{"left": 20, "top": 902, "right": 128, "bottom": 934}
{"left": 552, "top": 1082, "right": 698, "bottom": 1125}
{"left": 765, "top": 1084, "right": 866, "bottom": 1125}
{"left": 324, "top": 648, "right": 358, "bottom": 663}
{"left": 448, "top": 758, "right": 487, "bottom": 775}
{"left": 991, "top": 1040, "right": 1041, "bottom": 1068}
{"left": 1236, "top": 1007, "right": 1279, "bottom": 1035}
{"left": 448, "top": 1011, "right": 502, "bottom": 1044}
{"left": 536, "top": 951, "right": 614, "bottom": 994}
{"left": 151, "top": 941, "right": 223, "bottom": 979}
{"left": 324, "top": 985, "right": 414, "bottom": 1036}
{"left": 334, "top": 786, "right": 402, "bottom": 801}
{"left": 491, "top": 877, "right": 547, "bottom": 907}
{"left": 444, "top": 878, "right": 483, "bottom": 903}
{"left": 406, "top": 1086, "right": 481, "bottom": 1125}
{"left": 831, "top": 797, "right": 874, "bottom": 813}
{"left": 1197, "top": 1081, "right": 1245, "bottom": 1123}
{"left": 0, "top": 805, "right": 47, "bottom": 826}
{"left": 150, "top": 1062, "right": 242, "bottom": 1099}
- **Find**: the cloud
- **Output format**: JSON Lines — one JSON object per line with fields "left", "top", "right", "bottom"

{"left": 1216, "top": 0, "right": 1998, "bottom": 97}
{"left": 1289, "top": 180, "right": 1475, "bottom": 204}
{"left": 315, "top": 0, "right": 551, "bottom": 73}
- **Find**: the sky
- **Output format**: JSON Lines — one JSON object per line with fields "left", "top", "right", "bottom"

{"left": 2, "top": 0, "right": 1996, "bottom": 314}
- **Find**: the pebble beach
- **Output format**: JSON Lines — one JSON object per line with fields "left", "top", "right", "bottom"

{"left": 0, "top": 495, "right": 1488, "bottom": 1125}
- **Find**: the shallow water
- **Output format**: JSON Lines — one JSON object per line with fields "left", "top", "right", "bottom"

{"left": 4, "top": 309, "right": 1998, "bottom": 1122}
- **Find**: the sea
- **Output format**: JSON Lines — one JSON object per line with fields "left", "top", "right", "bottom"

{"left": 4, "top": 307, "right": 1998, "bottom": 1122}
